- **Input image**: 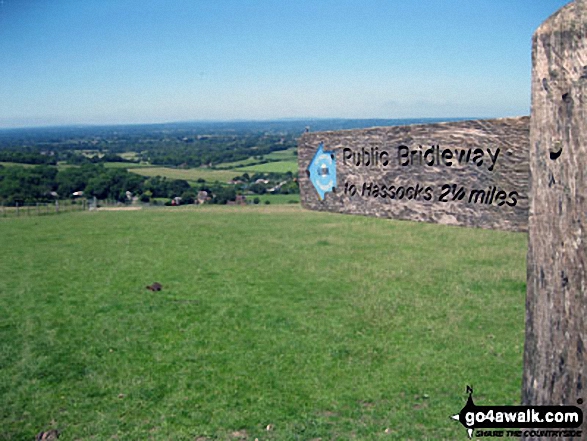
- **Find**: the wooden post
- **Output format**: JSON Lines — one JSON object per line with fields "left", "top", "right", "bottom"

{"left": 16, "top": 202, "right": 19, "bottom": 217}
{"left": 523, "top": 0, "right": 586, "bottom": 437}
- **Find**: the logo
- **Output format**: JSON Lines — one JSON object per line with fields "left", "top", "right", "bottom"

{"left": 451, "top": 386, "right": 583, "bottom": 438}
{"left": 308, "top": 143, "right": 336, "bottom": 200}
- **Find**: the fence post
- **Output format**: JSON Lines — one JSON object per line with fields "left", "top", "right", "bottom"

{"left": 36, "top": 202, "right": 40, "bottom": 216}
{"left": 55, "top": 200, "right": 59, "bottom": 214}
{"left": 16, "top": 202, "right": 19, "bottom": 217}
{"left": 522, "top": 0, "right": 587, "bottom": 437}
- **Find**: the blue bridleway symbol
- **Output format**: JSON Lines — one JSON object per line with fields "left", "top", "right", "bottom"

{"left": 308, "top": 143, "right": 336, "bottom": 200}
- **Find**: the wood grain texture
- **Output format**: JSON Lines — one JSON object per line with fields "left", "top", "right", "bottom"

{"left": 299, "top": 117, "right": 529, "bottom": 231}
{"left": 523, "top": 1, "right": 587, "bottom": 437}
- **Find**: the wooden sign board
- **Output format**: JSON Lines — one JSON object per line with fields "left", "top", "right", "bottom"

{"left": 298, "top": 117, "right": 530, "bottom": 232}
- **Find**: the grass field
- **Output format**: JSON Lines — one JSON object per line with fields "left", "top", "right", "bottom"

{"left": 128, "top": 167, "right": 240, "bottom": 183}
{"left": 0, "top": 162, "right": 78, "bottom": 170}
{"left": 120, "top": 152, "right": 141, "bottom": 161}
{"left": 0, "top": 206, "right": 527, "bottom": 440}
{"left": 263, "top": 148, "right": 297, "bottom": 161}
{"left": 215, "top": 158, "right": 262, "bottom": 169}
{"left": 0, "top": 162, "right": 40, "bottom": 168}
{"left": 216, "top": 148, "right": 298, "bottom": 173}
{"left": 236, "top": 161, "right": 298, "bottom": 174}
{"left": 103, "top": 162, "right": 154, "bottom": 169}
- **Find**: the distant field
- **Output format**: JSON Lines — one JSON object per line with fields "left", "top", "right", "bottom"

{"left": 263, "top": 147, "right": 297, "bottom": 161}
{"left": 237, "top": 160, "right": 298, "bottom": 174}
{"left": 0, "top": 205, "right": 527, "bottom": 440}
{"left": 103, "top": 162, "right": 154, "bottom": 169}
{"left": 128, "top": 166, "right": 239, "bottom": 183}
{"left": 215, "top": 157, "right": 261, "bottom": 169}
{"left": 217, "top": 148, "right": 298, "bottom": 172}
{"left": 119, "top": 152, "right": 140, "bottom": 161}
{"left": 0, "top": 162, "right": 78, "bottom": 170}
{"left": 0, "top": 161, "right": 42, "bottom": 168}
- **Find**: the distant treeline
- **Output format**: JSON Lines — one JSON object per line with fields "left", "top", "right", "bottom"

{"left": 64, "top": 153, "right": 135, "bottom": 165}
{"left": 0, "top": 164, "right": 140, "bottom": 205}
{"left": 0, "top": 164, "right": 297, "bottom": 206}
{"left": 0, "top": 164, "right": 195, "bottom": 205}
{"left": 0, "top": 134, "right": 294, "bottom": 168}
{"left": 0, "top": 149, "right": 58, "bottom": 165}
{"left": 0, "top": 118, "right": 465, "bottom": 168}
{"left": 0, "top": 123, "right": 298, "bottom": 168}
{"left": 139, "top": 135, "right": 294, "bottom": 167}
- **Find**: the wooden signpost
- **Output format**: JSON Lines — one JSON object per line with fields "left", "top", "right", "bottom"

{"left": 298, "top": 1, "right": 585, "bottom": 437}
{"left": 522, "top": 1, "right": 586, "bottom": 439}
{"left": 299, "top": 117, "right": 530, "bottom": 232}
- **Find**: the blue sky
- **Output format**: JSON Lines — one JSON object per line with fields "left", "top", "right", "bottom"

{"left": 0, "top": 0, "right": 571, "bottom": 128}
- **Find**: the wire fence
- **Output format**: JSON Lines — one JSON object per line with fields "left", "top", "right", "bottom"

{"left": 0, "top": 200, "right": 90, "bottom": 218}
{"left": 0, "top": 200, "right": 89, "bottom": 218}
{"left": 0, "top": 196, "right": 282, "bottom": 219}
{"left": 0, "top": 199, "right": 171, "bottom": 218}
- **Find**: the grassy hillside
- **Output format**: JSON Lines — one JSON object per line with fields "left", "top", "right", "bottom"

{"left": 128, "top": 166, "right": 239, "bottom": 184}
{"left": 236, "top": 161, "right": 298, "bottom": 174}
{"left": 0, "top": 206, "right": 527, "bottom": 440}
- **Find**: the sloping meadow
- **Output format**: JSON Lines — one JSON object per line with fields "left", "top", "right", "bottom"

{"left": 0, "top": 205, "right": 526, "bottom": 440}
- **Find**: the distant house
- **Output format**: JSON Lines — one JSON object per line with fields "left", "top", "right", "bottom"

{"left": 254, "top": 178, "right": 270, "bottom": 185}
{"left": 72, "top": 191, "right": 84, "bottom": 197}
{"left": 235, "top": 195, "right": 246, "bottom": 205}
{"left": 268, "top": 181, "right": 287, "bottom": 193}
{"left": 197, "top": 191, "right": 209, "bottom": 204}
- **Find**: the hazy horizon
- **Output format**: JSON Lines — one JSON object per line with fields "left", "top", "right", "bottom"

{"left": 0, "top": 0, "right": 569, "bottom": 129}
{"left": 0, "top": 116, "right": 487, "bottom": 134}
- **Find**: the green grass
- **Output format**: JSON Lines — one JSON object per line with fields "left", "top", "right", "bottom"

{"left": 216, "top": 148, "right": 298, "bottom": 171}
{"left": 263, "top": 148, "right": 297, "bottom": 161}
{"left": 215, "top": 158, "right": 262, "bottom": 169}
{"left": 0, "top": 162, "right": 77, "bottom": 170}
{"left": 0, "top": 162, "right": 43, "bottom": 168}
{"left": 0, "top": 206, "right": 527, "bottom": 440}
{"left": 237, "top": 161, "right": 298, "bottom": 174}
{"left": 103, "top": 162, "right": 154, "bottom": 169}
{"left": 128, "top": 167, "right": 239, "bottom": 183}
{"left": 119, "top": 152, "right": 141, "bottom": 161}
